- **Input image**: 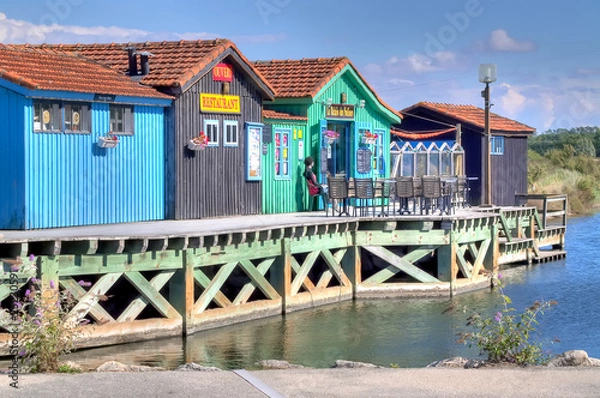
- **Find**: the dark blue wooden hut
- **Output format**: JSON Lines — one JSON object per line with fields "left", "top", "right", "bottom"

{"left": 395, "top": 102, "right": 535, "bottom": 206}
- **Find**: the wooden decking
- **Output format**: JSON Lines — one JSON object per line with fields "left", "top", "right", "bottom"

{"left": 0, "top": 195, "right": 567, "bottom": 354}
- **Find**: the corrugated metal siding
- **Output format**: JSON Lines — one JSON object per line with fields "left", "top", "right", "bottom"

{"left": 172, "top": 63, "right": 264, "bottom": 219}
{"left": 492, "top": 136, "right": 528, "bottom": 206}
{"left": 26, "top": 103, "right": 165, "bottom": 229}
{"left": 262, "top": 120, "right": 307, "bottom": 214}
{"left": 0, "top": 87, "right": 27, "bottom": 229}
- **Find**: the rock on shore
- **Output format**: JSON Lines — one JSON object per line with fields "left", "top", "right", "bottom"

{"left": 428, "top": 350, "right": 600, "bottom": 368}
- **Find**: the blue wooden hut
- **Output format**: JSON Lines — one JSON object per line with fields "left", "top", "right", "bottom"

{"left": 0, "top": 45, "right": 172, "bottom": 229}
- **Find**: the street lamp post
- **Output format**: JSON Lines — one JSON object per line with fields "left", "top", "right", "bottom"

{"left": 479, "top": 64, "right": 497, "bottom": 205}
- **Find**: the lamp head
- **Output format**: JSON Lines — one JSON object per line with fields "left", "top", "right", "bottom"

{"left": 478, "top": 64, "right": 497, "bottom": 84}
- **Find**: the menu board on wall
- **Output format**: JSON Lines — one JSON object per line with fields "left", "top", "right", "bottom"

{"left": 356, "top": 148, "right": 372, "bottom": 174}
{"left": 246, "top": 123, "right": 263, "bottom": 181}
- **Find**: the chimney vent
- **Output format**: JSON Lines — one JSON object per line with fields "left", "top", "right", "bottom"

{"left": 126, "top": 47, "right": 138, "bottom": 76}
{"left": 138, "top": 51, "right": 154, "bottom": 76}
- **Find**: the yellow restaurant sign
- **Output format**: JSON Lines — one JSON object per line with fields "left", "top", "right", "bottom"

{"left": 200, "top": 93, "right": 241, "bottom": 113}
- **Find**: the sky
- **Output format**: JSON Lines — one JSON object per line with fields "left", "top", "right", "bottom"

{"left": 1, "top": 0, "right": 599, "bottom": 133}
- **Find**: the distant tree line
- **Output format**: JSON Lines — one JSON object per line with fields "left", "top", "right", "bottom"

{"left": 528, "top": 126, "right": 600, "bottom": 157}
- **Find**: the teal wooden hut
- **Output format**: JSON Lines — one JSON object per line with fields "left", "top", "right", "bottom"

{"left": 255, "top": 57, "right": 403, "bottom": 213}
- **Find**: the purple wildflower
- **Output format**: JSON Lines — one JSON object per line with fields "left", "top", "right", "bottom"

{"left": 494, "top": 312, "right": 502, "bottom": 322}
{"left": 497, "top": 273, "right": 502, "bottom": 279}
{"left": 49, "top": 280, "right": 55, "bottom": 289}
{"left": 30, "top": 277, "right": 37, "bottom": 283}
{"left": 25, "top": 289, "right": 31, "bottom": 297}
{"left": 29, "top": 254, "right": 35, "bottom": 261}
{"left": 10, "top": 264, "right": 20, "bottom": 272}
{"left": 34, "top": 319, "right": 41, "bottom": 326}
{"left": 18, "top": 350, "right": 26, "bottom": 357}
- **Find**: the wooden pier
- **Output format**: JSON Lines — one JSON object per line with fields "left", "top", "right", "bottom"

{"left": 0, "top": 195, "right": 567, "bottom": 354}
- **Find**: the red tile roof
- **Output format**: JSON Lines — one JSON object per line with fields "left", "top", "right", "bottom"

{"left": 253, "top": 57, "right": 402, "bottom": 119}
{"left": 263, "top": 109, "right": 307, "bottom": 121}
{"left": 402, "top": 102, "right": 535, "bottom": 134}
{"left": 18, "top": 39, "right": 274, "bottom": 95}
{"left": 0, "top": 45, "right": 171, "bottom": 99}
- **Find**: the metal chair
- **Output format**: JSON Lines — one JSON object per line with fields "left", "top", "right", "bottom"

{"left": 454, "top": 175, "right": 470, "bottom": 208}
{"left": 412, "top": 176, "right": 423, "bottom": 214}
{"left": 305, "top": 178, "right": 324, "bottom": 213}
{"left": 395, "top": 176, "right": 415, "bottom": 214}
{"left": 421, "top": 175, "right": 443, "bottom": 215}
{"left": 353, "top": 178, "right": 375, "bottom": 217}
{"left": 441, "top": 177, "right": 456, "bottom": 215}
{"left": 327, "top": 175, "right": 350, "bottom": 216}
{"left": 375, "top": 178, "right": 393, "bottom": 217}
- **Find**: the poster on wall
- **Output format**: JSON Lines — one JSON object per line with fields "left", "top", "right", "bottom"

{"left": 246, "top": 122, "right": 263, "bottom": 181}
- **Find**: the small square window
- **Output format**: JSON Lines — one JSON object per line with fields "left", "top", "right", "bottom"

{"left": 64, "top": 103, "right": 90, "bottom": 133}
{"left": 110, "top": 105, "right": 134, "bottom": 135}
{"left": 204, "top": 120, "right": 219, "bottom": 146}
{"left": 33, "top": 101, "right": 60, "bottom": 132}
{"left": 224, "top": 120, "right": 238, "bottom": 146}
{"left": 491, "top": 136, "right": 504, "bottom": 155}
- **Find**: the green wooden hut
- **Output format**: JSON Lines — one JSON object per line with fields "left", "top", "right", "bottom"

{"left": 255, "top": 57, "right": 403, "bottom": 213}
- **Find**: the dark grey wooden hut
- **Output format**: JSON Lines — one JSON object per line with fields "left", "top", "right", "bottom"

{"left": 396, "top": 102, "right": 535, "bottom": 206}
{"left": 50, "top": 39, "right": 275, "bottom": 219}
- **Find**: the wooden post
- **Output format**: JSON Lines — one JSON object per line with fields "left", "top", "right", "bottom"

{"left": 182, "top": 250, "right": 195, "bottom": 336}
{"left": 484, "top": 217, "right": 499, "bottom": 275}
{"left": 341, "top": 231, "right": 359, "bottom": 297}
{"left": 542, "top": 198, "right": 548, "bottom": 229}
{"left": 437, "top": 223, "right": 456, "bottom": 297}
{"left": 39, "top": 256, "right": 60, "bottom": 326}
{"left": 39, "top": 256, "right": 59, "bottom": 291}
{"left": 270, "top": 238, "right": 291, "bottom": 314}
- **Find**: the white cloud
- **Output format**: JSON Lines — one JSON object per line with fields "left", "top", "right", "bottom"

{"left": 488, "top": 29, "right": 535, "bottom": 52}
{"left": 387, "top": 78, "right": 415, "bottom": 86}
{"left": 0, "top": 12, "right": 218, "bottom": 44}
{"left": 367, "top": 51, "right": 460, "bottom": 77}
{"left": 498, "top": 83, "right": 528, "bottom": 117}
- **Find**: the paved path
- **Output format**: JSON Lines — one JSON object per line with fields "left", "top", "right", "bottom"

{"left": 3, "top": 368, "right": 600, "bottom": 397}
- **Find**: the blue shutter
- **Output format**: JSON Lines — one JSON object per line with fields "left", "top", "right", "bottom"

{"left": 319, "top": 119, "right": 328, "bottom": 178}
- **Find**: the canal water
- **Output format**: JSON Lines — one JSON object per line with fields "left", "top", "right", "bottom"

{"left": 17, "top": 213, "right": 600, "bottom": 370}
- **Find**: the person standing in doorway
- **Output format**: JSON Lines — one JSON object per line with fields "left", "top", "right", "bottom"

{"left": 303, "top": 156, "right": 329, "bottom": 210}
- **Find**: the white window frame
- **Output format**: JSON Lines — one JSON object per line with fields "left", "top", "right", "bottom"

{"left": 223, "top": 120, "right": 239, "bottom": 147}
{"left": 373, "top": 128, "right": 386, "bottom": 175}
{"left": 274, "top": 128, "right": 291, "bottom": 180}
{"left": 204, "top": 120, "right": 219, "bottom": 146}
{"left": 491, "top": 136, "right": 504, "bottom": 155}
